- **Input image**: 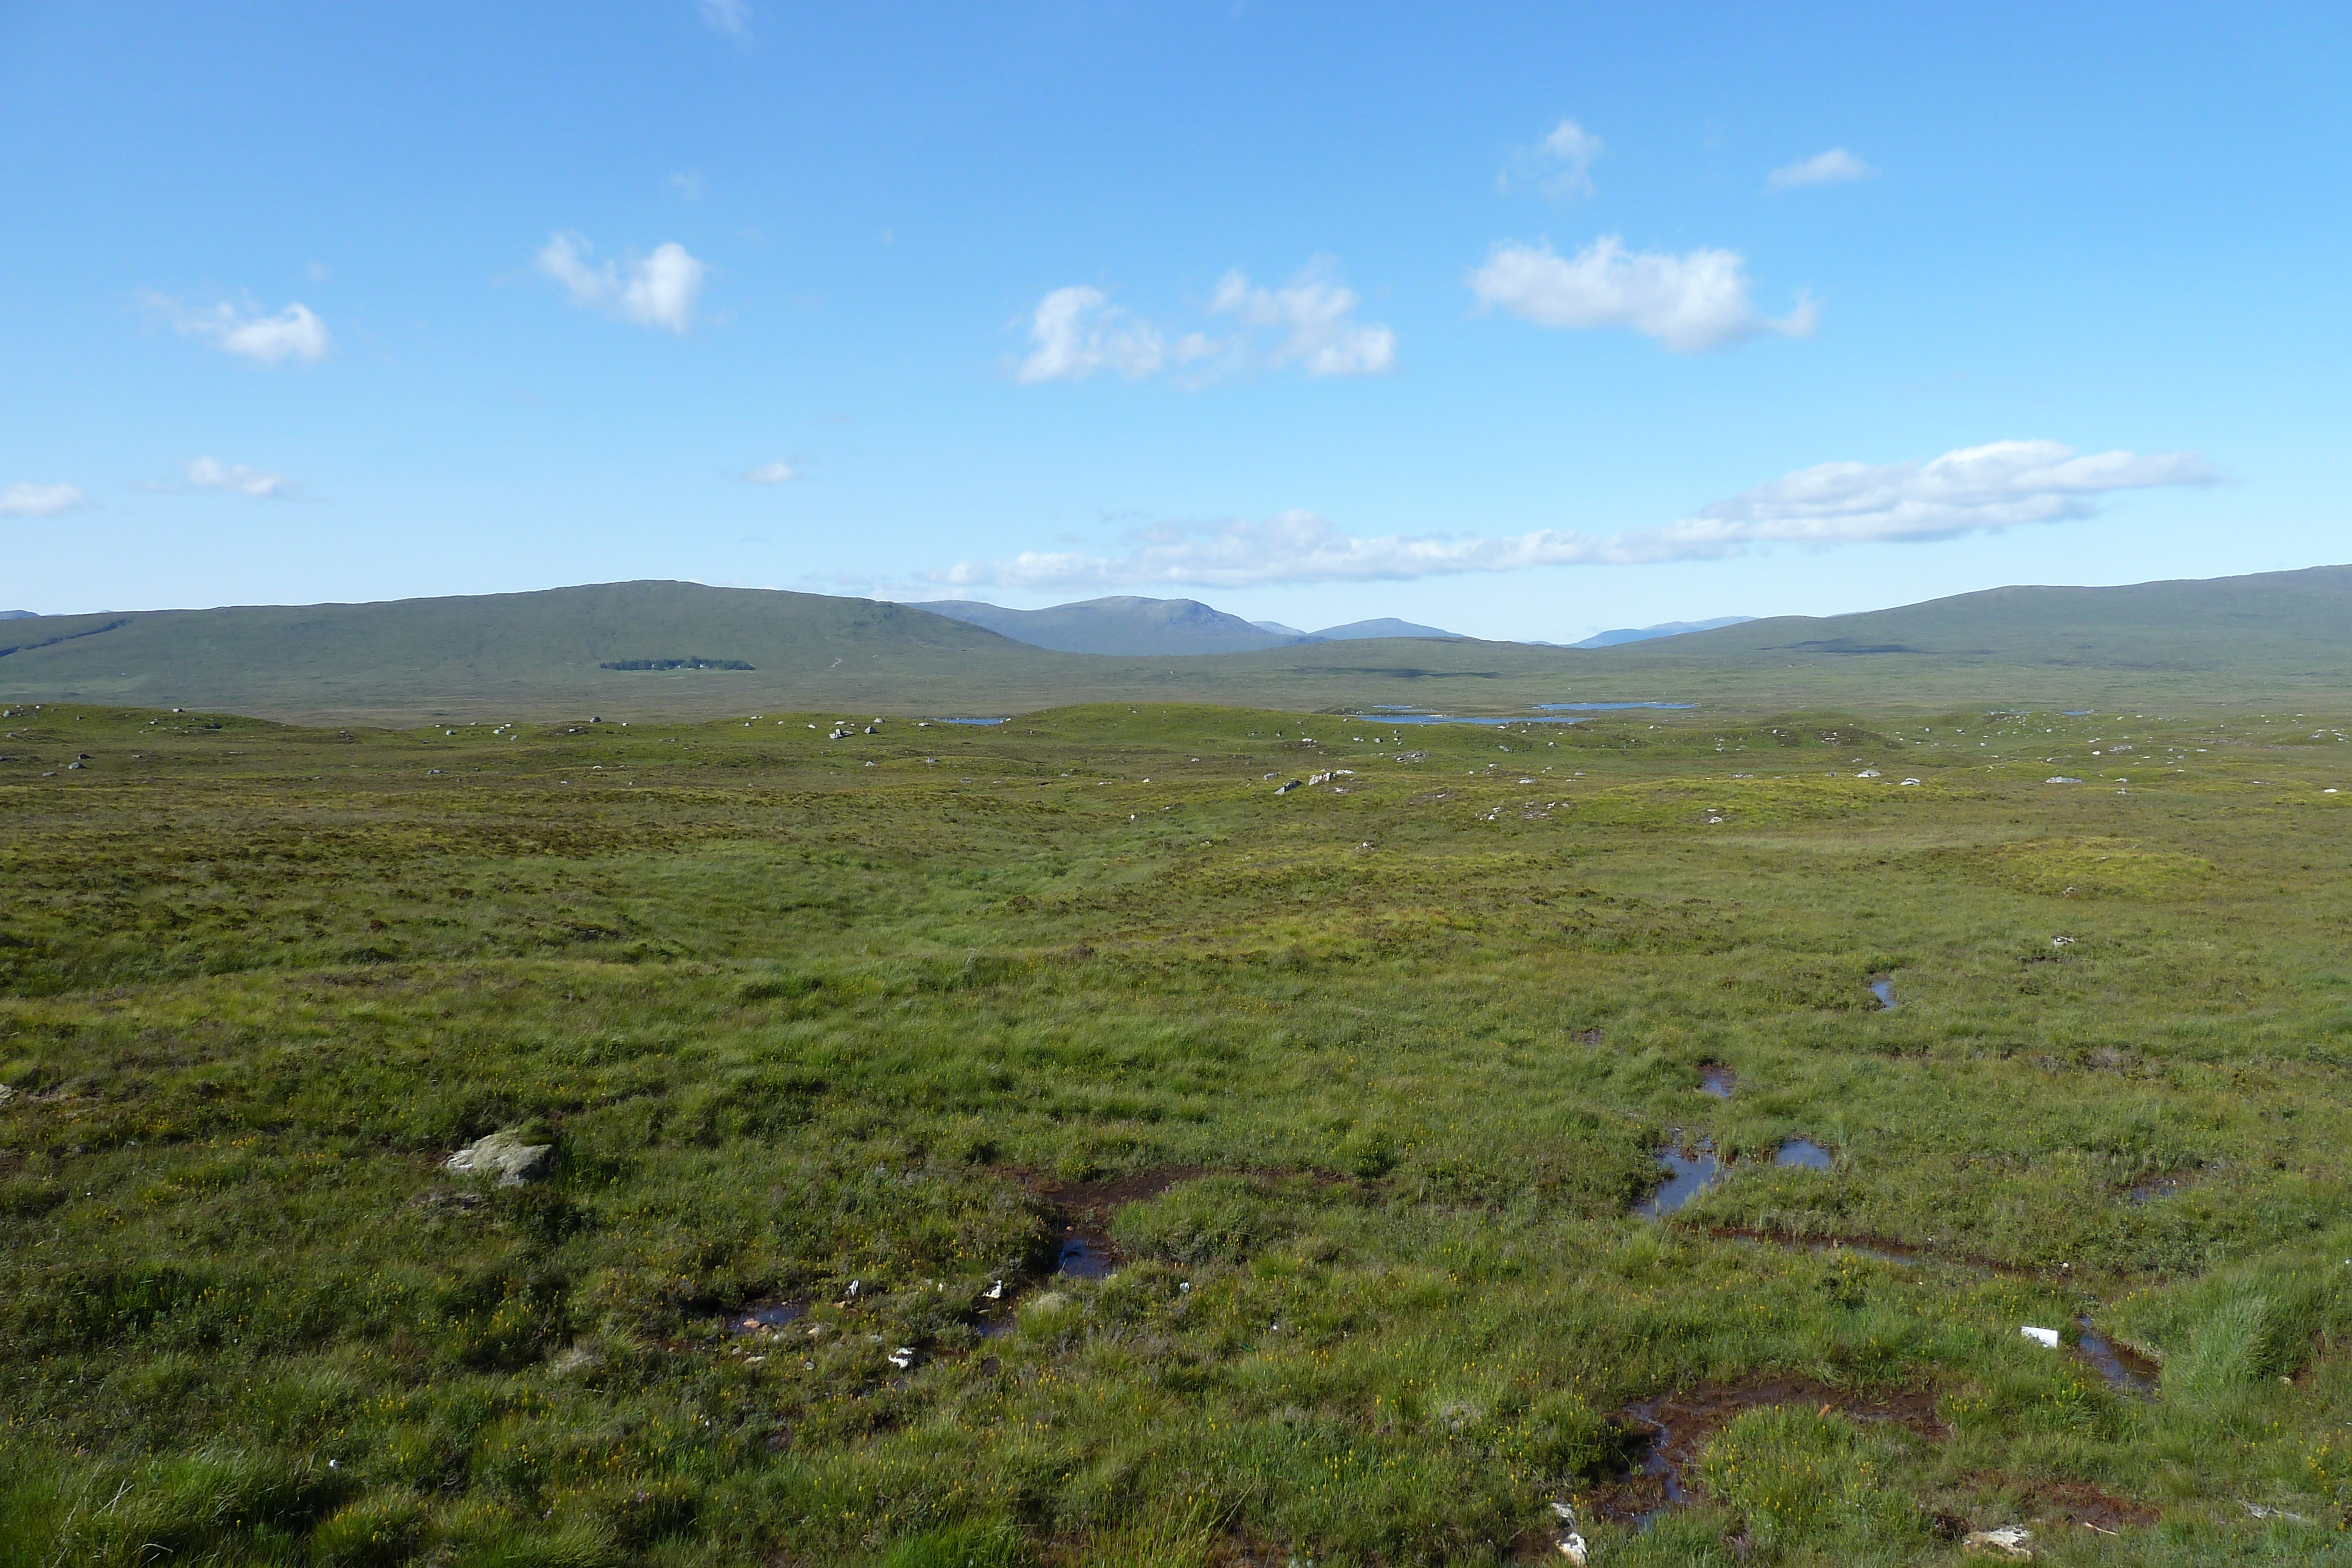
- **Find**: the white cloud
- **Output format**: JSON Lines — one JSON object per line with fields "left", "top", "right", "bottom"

{"left": 0, "top": 482, "right": 89, "bottom": 518}
{"left": 152, "top": 296, "right": 331, "bottom": 364}
{"left": 184, "top": 456, "right": 299, "bottom": 499}
{"left": 1766, "top": 148, "right": 1878, "bottom": 191}
{"left": 1207, "top": 263, "right": 1395, "bottom": 376}
{"left": 669, "top": 169, "right": 706, "bottom": 201}
{"left": 743, "top": 461, "right": 799, "bottom": 483}
{"left": 1501, "top": 119, "right": 1603, "bottom": 200}
{"left": 1014, "top": 261, "right": 1391, "bottom": 385}
{"left": 1468, "top": 236, "right": 1816, "bottom": 352}
{"left": 697, "top": 0, "right": 751, "bottom": 39}
{"left": 932, "top": 441, "right": 2216, "bottom": 589}
{"left": 535, "top": 232, "right": 706, "bottom": 333}
{"left": 1014, "top": 286, "right": 1175, "bottom": 383}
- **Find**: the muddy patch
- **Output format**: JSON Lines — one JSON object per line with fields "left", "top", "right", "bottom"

{"left": 1960, "top": 1474, "right": 2158, "bottom": 1536}
{"left": 985, "top": 1164, "right": 1209, "bottom": 1293}
{"left": 1587, "top": 1377, "right": 1944, "bottom": 1526}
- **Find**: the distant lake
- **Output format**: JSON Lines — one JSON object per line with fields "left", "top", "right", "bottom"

{"left": 936, "top": 717, "right": 1009, "bottom": 726}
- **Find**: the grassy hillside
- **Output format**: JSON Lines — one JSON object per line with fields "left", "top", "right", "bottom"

{"left": 4, "top": 566, "right": 2350, "bottom": 723}
{"left": 905, "top": 596, "right": 1301, "bottom": 656}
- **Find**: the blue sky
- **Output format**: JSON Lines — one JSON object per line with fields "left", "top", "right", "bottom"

{"left": 4, "top": 2, "right": 2347, "bottom": 640}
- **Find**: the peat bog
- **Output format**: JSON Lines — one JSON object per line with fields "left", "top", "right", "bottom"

{"left": 4, "top": 700, "right": 2352, "bottom": 1564}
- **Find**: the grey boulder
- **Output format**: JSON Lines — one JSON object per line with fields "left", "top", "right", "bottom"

{"left": 446, "top": 1130, "right": 556, "bottom": 1186}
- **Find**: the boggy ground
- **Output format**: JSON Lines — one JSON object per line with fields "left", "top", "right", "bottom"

{"left": 3, "top": 699, "right": 2352, "bottom": 1565}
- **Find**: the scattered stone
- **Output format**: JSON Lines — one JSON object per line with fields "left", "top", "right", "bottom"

{"left": 1550, "top": 1501, "right": 1589, "bottom": 1564}
{"left": 2020, "top": 1325, "right": 2061, "bottom": 1348}
{"left": 1274, "top": 779, "right": 1304, "bottom": 794}
{"left": 2243, "top": 1502, "right": 2312, "bottom": 1523}
{"left": 2046, "top": 775, "right": 2083, "bottom": 784}
{"left": 887, "top": 1346, "right": 916, "bottom": 1370}
{"left": 2050, "top": 935, "right": 2077, "bottom": 948}
{"left": 1899, "top": 777, "right": 1922, "bottom": 786}
{"left": 445, "top": 1129, "right": 556, "bottom": 1186}
{"left": 1962, "top": 1524, "right": 2034, "bottom": 1559}
{"left": 1856, "top": 768, "right": 1881, "bottom": 778}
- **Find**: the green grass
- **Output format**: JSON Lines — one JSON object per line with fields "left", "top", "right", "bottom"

{"left": 3, "top": 697, "right": 2352, "bottom": 1564}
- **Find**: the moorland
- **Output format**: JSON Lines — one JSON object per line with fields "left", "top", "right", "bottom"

{"left": 4, "top": 563, "right": 2352, "bottom": 724}
{"left": 5, "top": 694, "right": 2352, "bottom": 1566}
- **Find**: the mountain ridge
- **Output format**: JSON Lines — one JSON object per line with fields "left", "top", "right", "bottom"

{"left": 5, "top": 565, "right": 2350, "bottom": 721}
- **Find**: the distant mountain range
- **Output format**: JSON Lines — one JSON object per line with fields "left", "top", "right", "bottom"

{"left": 6, "top": 566, "right": 2351, "bottom": 721}
{"left": 907, "top": 596, "right": 1465, "bottom": 656}
{"left": 0, "top": 610, "right": 38, "bottom": 620}
{"left": 1571, "top": 616, "right": 1757, "bottom": 648}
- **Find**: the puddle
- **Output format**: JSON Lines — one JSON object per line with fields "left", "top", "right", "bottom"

{"left": 1775, "top": 1138, "right": 1835, "bottom": 1171}
{"left": 1639, "top": 1144, "right": 1722, "bottom": 1216}
{"left": 1870, "top": 975, "right": 1897, "bottom": 1010}
{"left": 1619, "top": 1405, "right": 1686, "bottom": 1526}
{"left": 2124, "top": 1173, "right": 2197, "bottom": 1204}
{"left": 1698, "top": 1064, "right": 1737, "bottom": 1099}
{"left": 2074, "top": 1316, "right": 2159, "bottom": 1394}
{"left": 1055, "top": 1231, "right": 1117, "bottom": 1279}
{"left": 1534, "top": 703, "right": 1697, "bottom": 712}
{"left": 720, "top": 1300, "right": 807, "bottom": 1336}
{"left": 937, "top": 717, "right": 1008, "bottom": 726}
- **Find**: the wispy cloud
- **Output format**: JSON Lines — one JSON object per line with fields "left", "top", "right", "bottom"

{"left": 743, "top": 461, "right": 799, "bottom": 483}
{"left": 1468, "top": 236, "right": 1815, "bottom": 352}
{"left": 1013, "top": 260, "right": 1392, "bottom": 385}
{"left": 1207, "top": 262, "right": 1395, "bottom": 376}
{"left": 1766, "top": 148, "right": 1878, "bottom": 191}
{"left": 1499, "top": 118, "right": 1603, "bottom": 200}
{"left": 931, "top": 441, "right": 2217, "bottom": 589}
{"left": 148, "top": 295, "right": 331, "bottom": 365}
{"left": 182, "top": 456, "right": 302, "bottom": 499}
{"left": 535, "top": 232, "right": 706, "bottom": 333}
{"left": 1, "top": 482, "right": 89, "bottom": 518}
{"left": 696, "top": 0, "right": 751, "bottom": 41}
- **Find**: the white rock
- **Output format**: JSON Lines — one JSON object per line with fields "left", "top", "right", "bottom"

{"left": 2020, "top": 1325, "right": 2060, "bottom": 1348}
{"left": 445, "top": 1130, "right": 556, "bottom": 1187}
{"left": 1856, "top": 769, "right": 1881, "bottom": 778}
{"left": 1962, "top": 1524, "right": 2034, "bottom": 1558}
